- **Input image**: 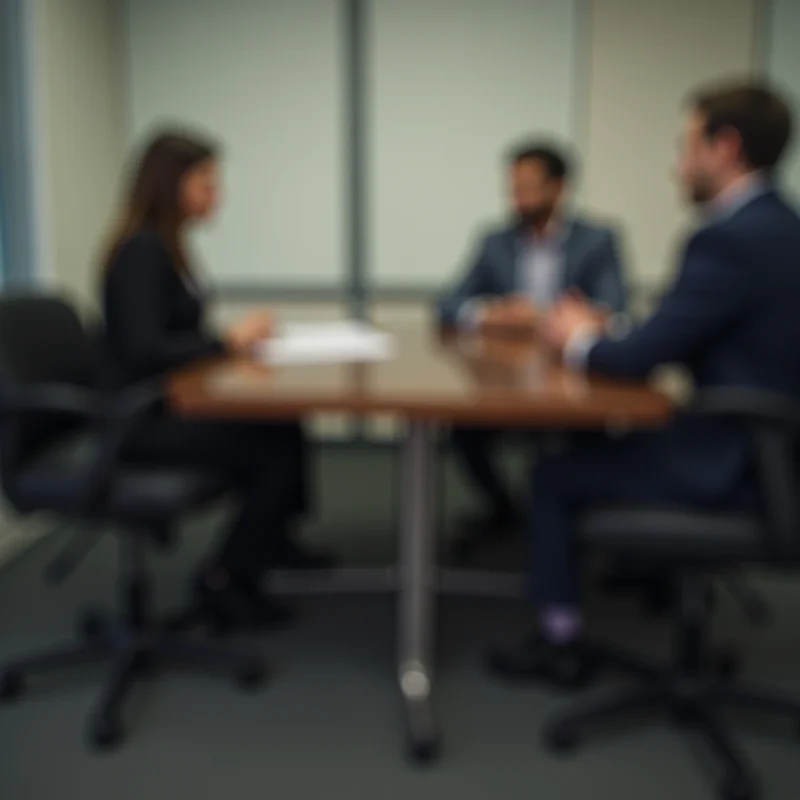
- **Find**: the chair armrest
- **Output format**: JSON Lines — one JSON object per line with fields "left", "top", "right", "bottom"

{"left": 1, "top": 384, "right": 100, "bottom": 419}
{"left": 2, "top": 381, "right": 161, "bottom": 427}
{"left": 2, "top": 381, "right": 163, "bottom": 514}
{"left": 81, "top": 381, "right": 164, "bottom": 513}
{"left": 692, "top": 387, "right": 800, "bottom": 554}
{"left": 103, "top": 380, "right": 162, "bottom": 429}
{"left": 690, "top": 387, "right": 800, "bottom": 430}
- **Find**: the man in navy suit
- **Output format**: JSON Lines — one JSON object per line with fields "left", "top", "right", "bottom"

{"left": 437, "top": 143, "right": 629, "bottom": 544}
{"left": 488, "top": 81, "right": 800, "bottom": 687}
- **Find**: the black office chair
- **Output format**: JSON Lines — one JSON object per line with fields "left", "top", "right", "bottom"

{"left": 543, "top": 388, "right": 800, "bottom": 800}
{"left": 0, "top": 294, "right": 266, "bottom": 750}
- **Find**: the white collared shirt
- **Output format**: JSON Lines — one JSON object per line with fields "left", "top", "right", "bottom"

{"left": 518, "top": 225, "right": 567, "bottom": 307}
{"left": 704, "top": 172, "right": 769, "bottom": 225}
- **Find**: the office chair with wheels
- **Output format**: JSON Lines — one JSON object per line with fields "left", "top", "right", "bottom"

{"left": 0, "top": 294, "right": 266, "bottom": 750}
{"left": 543, "top": 388, "right": 800, "bottom": 800}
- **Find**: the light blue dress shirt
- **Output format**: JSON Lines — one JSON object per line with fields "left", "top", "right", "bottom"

{"left": 519, "top": 229, "right": 567, "bottom": 306}
{"left": 458, "top": 224, "right": 568, "bottom": 326}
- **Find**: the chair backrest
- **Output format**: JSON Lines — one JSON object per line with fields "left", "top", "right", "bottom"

{"left": 751, "top": 421, "right": 800, "bottom": 557}
{"left": 0, "top": 294, "right": 94, "bottom": 387}
{"left": 694, "top": 387, "right": 800, "bottom": 556}
{"left": 0, "top": 294, "right": 95, "bottom": 486}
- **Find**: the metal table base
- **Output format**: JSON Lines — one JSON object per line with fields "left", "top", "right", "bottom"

{"left": 397, "top": 420, "right": 439, "bottom": 760}
{"left": 272, "top": 420, "right": 524, "bottom": 763}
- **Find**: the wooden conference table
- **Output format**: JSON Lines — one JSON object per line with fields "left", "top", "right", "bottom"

{"left": 168, "top": 322, "right": 674, "bottom": 761}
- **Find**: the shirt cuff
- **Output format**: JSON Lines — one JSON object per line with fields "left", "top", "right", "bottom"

{"left": 563, "top": 325, "right": 601, "bottom": 372}
{"left": 456, "top": 299, "right": 483, "bottom": 329}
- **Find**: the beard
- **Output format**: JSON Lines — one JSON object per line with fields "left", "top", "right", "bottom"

{"left": 516, "top": 205, "right": 554, "bottom": 229}
{"left": 688, "top": 173, "right": 716, "bottom": 207}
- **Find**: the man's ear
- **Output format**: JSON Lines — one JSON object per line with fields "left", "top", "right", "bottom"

{"left": 713, "top": 125, "right": 745, "bottom": 165}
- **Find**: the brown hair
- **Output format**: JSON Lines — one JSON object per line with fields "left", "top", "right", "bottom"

{"left": 103, "top": 131, "right": 218, "bottom": 273}
{"left": 688, "top": 81, "right": 793, "bottom": 173}
{"left": 507, "top": 141, "right": 571, "bottom": 181}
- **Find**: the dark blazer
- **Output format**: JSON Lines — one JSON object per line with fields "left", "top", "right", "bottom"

{"left": 99, "top": 230, "right": 225, "bottom": 389}
{"left": 587, "top": 189, "right": 800, "bottom": 502}
{"left": 437, "top": 217, "right": 628, "bottom": 326}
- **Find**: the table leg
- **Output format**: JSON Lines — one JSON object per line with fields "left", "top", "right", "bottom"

{"left": 398, "top": 419, "right": 439, "bottom": 762}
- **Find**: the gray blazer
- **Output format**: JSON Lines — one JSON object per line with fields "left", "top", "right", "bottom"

{"left": 436, "top": 218, "right": 628, "bottom": 326}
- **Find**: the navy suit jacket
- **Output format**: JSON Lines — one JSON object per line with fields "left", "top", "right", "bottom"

{"left": 587, "top": 189, "right": 800, "bottom": 502}
{"left": 436, "top": 218, "right": 628, "bottom": 326}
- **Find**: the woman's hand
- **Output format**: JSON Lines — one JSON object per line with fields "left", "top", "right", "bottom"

{"left": 224, "top": 311, "right": 274, "bottom": 355}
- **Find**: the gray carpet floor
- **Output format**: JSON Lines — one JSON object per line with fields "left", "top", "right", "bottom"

{"left": 1, "top": 447, "right": 799, "bottom": 800}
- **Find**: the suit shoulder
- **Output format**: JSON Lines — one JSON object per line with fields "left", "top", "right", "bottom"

{"left": 569, "top": 215, "right": 620, "bottom": 241}
{"left": 477, "top": 224, "right": 515, "bottom": 249}
{"left": 684, "top": 223, "right": 736, "bottom": 254}
{"left": 105, "top": 230, "right": 174, "bottom": 293}
{"left": 701, "top": 194, "right": 799, "bottom": 246}
{"left": 681, "top": 225, "right": 758, "bottom": 285}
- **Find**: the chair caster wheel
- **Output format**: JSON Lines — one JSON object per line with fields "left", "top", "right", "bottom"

{"left": 133, "top": 651, "right": 157, "bottom": 678}
{"left": 543, "top": 721, "right": 580, "bottom": 754}
{"left": 0, "top": 670, "right": 24, "bottom": 702}
{"left": 235, "top": 660, "right": 267, "bottom": 692}
{"left": 671, "top": 701, "right": 698, "bottom": 727}
{"left": 79, "top": 609, "right": 107, "bottom": 641}
{"left": 88, "top": 713, "right": 124, "bottom": 752}
{"left": 406, "top": 736, "right": 440, "bottom": 764}
{"left": 720, "top": 774, "right": 758, "bottom": 800}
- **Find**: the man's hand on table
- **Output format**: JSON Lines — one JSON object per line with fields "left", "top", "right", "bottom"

{"left": 477, "top": 296, "right": 538, "bottom": 334}
{"left": 542, "top": 292, "right": 605, "bottom": 353}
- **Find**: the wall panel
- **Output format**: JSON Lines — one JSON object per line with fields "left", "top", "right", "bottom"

{"left": 582, "top": 0, "right": 758, "bottom": 285}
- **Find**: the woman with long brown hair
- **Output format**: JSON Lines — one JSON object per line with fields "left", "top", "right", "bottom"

{"left": 99, "top": 131, "right": 329, "bottom": 631}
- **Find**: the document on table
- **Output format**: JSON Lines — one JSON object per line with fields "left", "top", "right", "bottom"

{"left": 255, "top": 320, "right": 396, "bottom": 365}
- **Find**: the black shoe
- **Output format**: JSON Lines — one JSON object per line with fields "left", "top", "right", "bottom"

{"left": 192, "top": 576, "right": 293, "bottom": 634}
{"left": 486, "top": 632, "right": 599, "bottom": 690}
{"left": 274, "top": 538, "right": 337, "bottom": 571}
{"left": 451, "top": 508, "right": 519, "bottom": 560}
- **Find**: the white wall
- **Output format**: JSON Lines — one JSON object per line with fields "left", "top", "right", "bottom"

{"left": 125, "top": 0, "right": 579, "bottom": 291}
{"left": 23, "top": 0, "right": 793, "bottom": 302}
{"left": 367, "top": 0, "right": 579, "bottom": 289}
{"left": 767, "top": 0, "right": 800, "bottom": 202}
{"left": 582, "top": 0, "right": 759, "bottom": 287}
{"left": 29, "top": 0, "right": 126, "bottom": 305}
{"left": 0, "top": 0, "right": 126, "bottom": 568}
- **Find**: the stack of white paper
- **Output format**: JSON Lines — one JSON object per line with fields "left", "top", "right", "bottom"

{"left": 255, "top": 320, "right": 396, "bottom": 365}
